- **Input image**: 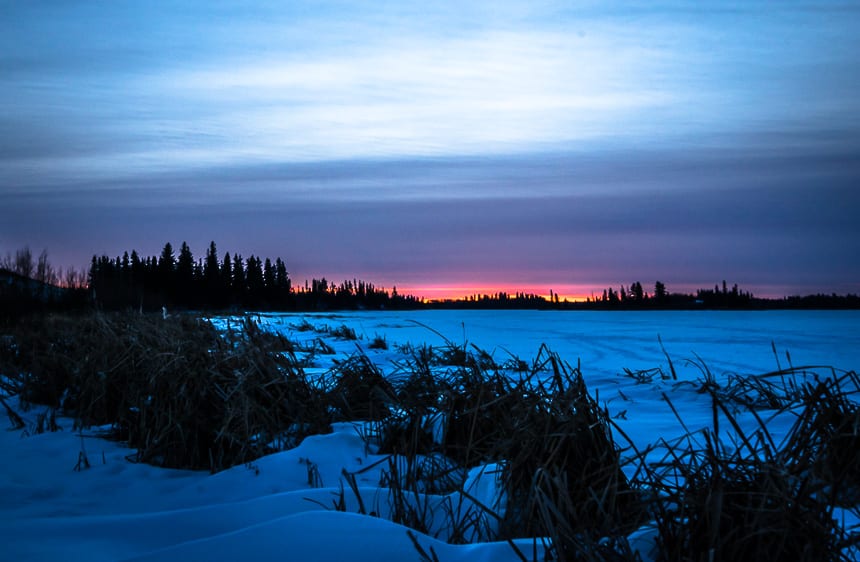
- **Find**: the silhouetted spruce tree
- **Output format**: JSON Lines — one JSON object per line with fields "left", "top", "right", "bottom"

{"left": 194, "top": 258, "right": 204, "bottom": 303}
{"left": 127, "top": 250, "right": 143, "bottom": 308}
{"left": 246, "top": 255, "right": 264, "bottom": 305}
{"left": 232, "top": 254, "right": 245, "bottom": 300}
{"left": 175, "top": 242, "right": 195, "bottom": 307}
{"left": 204, "top": 242, "right": 219, "bottom": 282}
{"left": 220, "top": 252, "right": 232, "bottom": 306}
{"left": 654, "top": 281, "right": 667, "bottom": 302}
{"left": 146, "top": 256, "right": 158, "bottom": 305}
{"left": 158, "top": 243, "right": 175, "bottom": 303}
{"left": 275, "top": 258, "right": 290, "bottom": 292}
{"left": 631, "top": 281, "right": 644, "bottom": 302}
{"left": 263, "top": 258, "right": 275, "bottom": 301}
{"left": 203, "top": 241, "right": 220, "bottom": 306}
{"left": 88, "top": 256, "right": 100, "bottom": 301}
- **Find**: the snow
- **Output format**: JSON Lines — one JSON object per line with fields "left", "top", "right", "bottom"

{"left": 1, "top": 310, "right": 857, "bottom": 561}
{"left": 266, "top": 310, "right": 859, "bottom": 378}
{"left": 0, "top": 419, "right": 542, "bottom": 561}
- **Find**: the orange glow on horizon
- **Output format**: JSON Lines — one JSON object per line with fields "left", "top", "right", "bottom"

{"left": 395, "top": 284, "right": 596, "bottom": 303}
{"left": 394, "top": 283, "right": 805, "bottom": 302}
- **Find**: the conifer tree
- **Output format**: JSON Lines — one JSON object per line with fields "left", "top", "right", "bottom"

{"left": 263, "top": 258, "right": 275, "bottom": 290}
{"left": 158, "top": 243, "right": 175, "bottom": 299}
{"left": 275, "top": 258, "right": 290, "bottom": 292}
{"left": 232, "top": 254, "right": 245, "bottom": 295}
{"left": 204, "top": 241, "right": 219, "bottom": 286}
{"left": 220, "top": 251, "right": 232, "bottom": 304}
{"left": 631, "top": 281, "right": 644, "bottom": 301}
{"left": 654, "top": 281, "right": 667, "bottom": 301}
{"left": 176, "top": 242, "right": 195, "bottom": 306}
{"left": 246, "top": 255, "right": 265, "bottom": 298}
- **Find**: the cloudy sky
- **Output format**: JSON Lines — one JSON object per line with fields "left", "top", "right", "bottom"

{"left": 2, "top": 1, "right": 859, "bottom": 299}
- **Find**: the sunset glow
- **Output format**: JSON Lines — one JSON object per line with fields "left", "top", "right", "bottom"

{"left": 2, "top": 1, "right": 859, "bottom": 296}
{"left": 395, "top": 285, "right": 595, "bottom": 303}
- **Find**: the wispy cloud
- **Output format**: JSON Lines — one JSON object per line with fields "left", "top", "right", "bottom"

{"left": 129, "top": 28, "right": 676, "bottom": 165}
{"left": 4, "top": 1, "right": 858, "bottom": 174}
{"left": 1, "top": 0, "right": 859, "bottom": 295}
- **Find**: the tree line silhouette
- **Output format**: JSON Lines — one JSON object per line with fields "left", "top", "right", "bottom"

{"left": 588, "top": 279, "right": 755, "bottom": 309}
{"left": 87, "top": 241, "right": 421, "bottom": 311}
{"left": 425, "top": 280, "right": 859, "bottom": 310}
{"left": 428, "top": 291, "right": 556, "bottom": 310}
{"left": 426, "top": 280, "right": 751, "bottom": 309}
{"left": 3, "top": 243, "right": 859, "bottom": 315}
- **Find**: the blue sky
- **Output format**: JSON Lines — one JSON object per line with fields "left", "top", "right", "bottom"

{"left": 2, "top": 1, "right": 859, "bottom": 298}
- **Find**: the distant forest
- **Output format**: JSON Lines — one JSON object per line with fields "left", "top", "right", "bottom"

{"left": 85, "top": 242, "right": 421, "bottom": 311}
{"left": 2, "top": 242, "right": 859, "bottom": 316}
{"left": 432, "top": 281, "right": 860, "bottom": 310}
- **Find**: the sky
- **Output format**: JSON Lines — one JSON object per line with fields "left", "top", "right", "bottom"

{"left": 2, "top": 0, "right": 859, "bottom": 300}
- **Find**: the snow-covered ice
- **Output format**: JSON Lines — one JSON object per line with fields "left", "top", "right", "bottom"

{"left": 1, "top": 310, "right": 857, "bottom": 560}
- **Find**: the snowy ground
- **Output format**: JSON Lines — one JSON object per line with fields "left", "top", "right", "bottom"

{"left": 247, "top": 309, "right": 860, "bottom": 452}
{"left": 1, "top": 310, "right": 857, "bottom": 561}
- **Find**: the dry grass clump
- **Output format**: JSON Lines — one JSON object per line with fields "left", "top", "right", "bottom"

{"left": 509, "top": 411, "right": 635, "bottom": 549}
{"left": 781, "top": 371, "right": 860, "bottom": 507}
{"left": 3, "top": 313, "right": 857, "bottom": 560}
{"left": 641, "top": 375, "right": 859, "bottom": 562}
{"left": 374, "top": 341, "right": 859, "bottom": 561}
{"left": 330, "top": 324, "right": 359, "bottom": 341}
{"left": 650, "top": 440, "right": 841, "bottom": 562}
{"left": 309, "top": 322, "right": 359, "bottom": 341}
{"left": 496, "top": 349, "right": 643, "bottom": 560}
{"left": 0, "top": 313, "right": 330, "bottom": 471}
{"left": 368, "top": 334, "right": 389, "bottom": 350}
{"left": 291, "top": 318, "right": 316, "bottom": 332}
{"left": 230, "top": 316, "right": 297, "bottom": 353}
{"left": 325, "top": 351, "right": 397, "bottom": 421}
{"left": 703, "top": 366, "right": 821, "bottom": 411}
{"left": 677, "top": 363, "right": 860, "bottom": 508}
{"left": 0, "top": 313, "right": 87, "bottom": 409}
{"left": 373, "top": 343, "right": 644, "bottom": 560}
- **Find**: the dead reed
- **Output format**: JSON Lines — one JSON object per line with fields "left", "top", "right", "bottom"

{"left": 637, "top": 370, "right": 860, "bottom": 562}
{"left": 374, "top": 342, "right": 644, "bottom": 560}
{"left": 0, "top": 312, "right": 330, "bottom": 471}
{"left": 325, "top": 350, "right": 397, "bottom": 421}
{"left": 2, "top": 312, "right": 857, "bottom": 561}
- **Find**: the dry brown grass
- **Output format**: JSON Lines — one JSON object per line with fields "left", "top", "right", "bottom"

{"left": 373, "top": 343, "right": 644, "bottom": 560}
{"left": 0, "top": 312, "right": 330, "bottom": 471}
{"left": 637, "top": 370, "right": 860, "bottom": 562}
{"left": 2, "top": 312, "right": 857, "bottom": 561}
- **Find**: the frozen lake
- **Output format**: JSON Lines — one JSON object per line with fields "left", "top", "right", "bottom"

{"left": 2, "top": 309, "right": 857, "bottom": 561}
{"left": 258, "top": 309, "right": 860, "bottom": 382}
{"left": 248, "top": 308, "right": 860, "bottom": 460}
